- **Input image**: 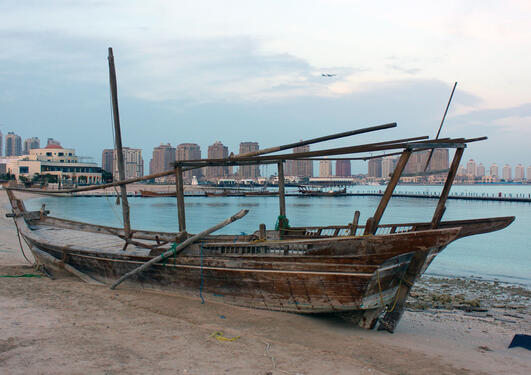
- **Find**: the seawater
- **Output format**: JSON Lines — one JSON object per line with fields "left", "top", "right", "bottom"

{"left": 24, "top": 184, "right": 531, "bottom": 287}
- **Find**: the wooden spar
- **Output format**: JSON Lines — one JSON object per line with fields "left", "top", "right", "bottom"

{"left": 175, "top": 166, "right": 186, "bottom": 232}
{"left": 431, "top": 147, "right": 464, "bottom": 228}
{"left": 365, "top": 150, "right": 412, "bottom": 235}
{"left": 234, "top": 122, "right": 397, "bottom": 158}
{"left": 108, "top": 47, "right": 131, "bottom": 242}
{"left": 277, "top": 161, "right": 286, "bottom": 218}
{"left": 110, "top": 209, "right": 249, "bottom": 290}
{"left": 424, "top": 82, "right": 458, "bottom": 171}
{"left": 350, "top": 210, "right": 360, "bottom": 235}
{"left": 32, "top": 247, "right": 104, "bottom": 285}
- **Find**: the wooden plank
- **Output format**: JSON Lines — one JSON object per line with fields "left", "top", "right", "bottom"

{"left": 277, "top": 161, "right": 286, "bottom": 218}
{"left": 175, "top": 166, "right": 186, "bottom": 232}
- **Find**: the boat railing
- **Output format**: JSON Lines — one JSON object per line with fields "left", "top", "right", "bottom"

{"left": 283, "top": 223, "right": 418, "bottom": 238}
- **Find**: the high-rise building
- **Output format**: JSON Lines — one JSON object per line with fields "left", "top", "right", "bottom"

{"left": 381, "top": 157, "right": 397, "bottom": 179}
{"left": 101, "top": 149, "right": 114, "bottom": 173}
{"left": 404, "top": 149, "right": 449, "bottom": 175}
{"left": 489, "top": 163, "right": 499, "bottom": 178}
{"left": 457, "top": 165, "right": 467, "bottom": 177}
{"left": 0, "top": 131, "right": 3, "bottom": 156}
{"left": 368, "top": 158, "right": 382, "bottom": 178}
{"left": 23, "top": 137, "right": 40, "bottom": 155}
{"left": 514, "top": 164, "right": 524, "bottom": 181}
{"left": 149, "top": 143, "right": 176, "bottom": 176}
{"left": 335, "top": 159, "right": 351, "bottom": 177}
{"left": 113, "top": 147, "right": 143, "bottom": 179}
{"left": 476, "top": 163, "right": 485, "bottom": 177}
{"left": 238, "top": 142, "right": 260, "bottom": 178}
{"left": 527, "top": 166, "right": 531, "bottom": 181}
{"left": 319, "top": 159, "right": 332, "bottom": 177}
{"left": 466, "top": 159, "right": 476, "bottom": 178}
{"left": 428, "top": 149, "right": 449, "bottom": 171}
{"left": 5, "top": 132, "right": 22, "bottom": 156}
{"left": 285, "top": 144, "right": 312, "bottom": 178}
{"left": 177, "top": 143, "right": 202, "bottom": 180}
{"left": 206, "top": 141, "right": 229, "bottom": 178}
{"left": 502, "top": 164, "right": 512, "bottom": 181}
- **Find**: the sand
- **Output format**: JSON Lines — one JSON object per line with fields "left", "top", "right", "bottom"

{"left": 0, "top": 189, "right": 529, "bottom": 375}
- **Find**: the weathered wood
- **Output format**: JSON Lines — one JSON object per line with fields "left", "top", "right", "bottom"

{"left": 107, "top": 47, "right": 131, "bottom": 241}
{"left": 235, "top": 122, "right": 397, "bottom": 158}
{"left": 32, "top": 247, "right": 104, "bottom": 285}
{"left": 175, "top": 166, "right": 186, "bottom": 232}
{"left": 350, "top": 211, "right": 360, "bottom": 235}
{"left": 259, "top": 224, "right": 266, "bottom": 240}
{"left": 431, "top": 147, "right": 464, "bottom": 228}
{"left": 277, "top": 161, "right": 286, "bottom": 218}
{"left": 111, "top": 209, "right": 249, "bottom": 290}
{"left": 369, "top": 150, "right": 412, "bottom": 234}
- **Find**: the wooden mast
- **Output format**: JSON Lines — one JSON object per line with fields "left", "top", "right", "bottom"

{"left": 277, "top": 161, "right": 286, "bottom": 218}
{"left": 108, "top": 47, "right": 131, "bottom": 242}
{"left": 175, "top": 166, "right": 186, "bottom": 232}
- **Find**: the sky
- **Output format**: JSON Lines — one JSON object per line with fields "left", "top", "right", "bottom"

{"left": 1, "top": 0, "right": 531, "bottom": 174}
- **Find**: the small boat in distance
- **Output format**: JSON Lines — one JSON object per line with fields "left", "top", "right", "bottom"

{"left": 139, "top": 190, "right": 176, "bottom": 197}
{"left": 298, "top": 185, "right": 348, "bottom": 196}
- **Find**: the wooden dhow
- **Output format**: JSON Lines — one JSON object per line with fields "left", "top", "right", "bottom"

{"left": 4, "top": 49, "right": 515, "bottom": 333}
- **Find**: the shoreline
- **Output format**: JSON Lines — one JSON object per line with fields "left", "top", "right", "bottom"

{"left": 1, "top": 189, "right": 529, "bottom": 374}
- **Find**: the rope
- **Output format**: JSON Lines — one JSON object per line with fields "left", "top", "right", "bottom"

{"left": 210, "top": 331, "right": 240, "bottom": 342}
{"left": 199, "top": 241, "right": 205, "bottom": 304}
{"left": 12, "top": 218, "right": 33, "bottom": 264}
{"left": 0, "top": 274, "right": 42, "bottom": 278}
{"left": 275, "top": 215, "right": 290, "bottom": 230}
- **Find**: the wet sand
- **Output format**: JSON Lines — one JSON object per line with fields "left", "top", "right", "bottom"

{"left": 1, "top": 189, "right": 529, "bottom": 374}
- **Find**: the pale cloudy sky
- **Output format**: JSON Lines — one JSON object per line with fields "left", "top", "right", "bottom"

{"left": 1, "top": 0, "right": 530, "bottom": 172}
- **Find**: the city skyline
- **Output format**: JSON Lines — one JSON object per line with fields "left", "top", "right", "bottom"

{"left": 2, "top": 2, "right": 531, "bottom": 175}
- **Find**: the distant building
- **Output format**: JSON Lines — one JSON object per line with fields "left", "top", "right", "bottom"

{"left": 113, "top": 147, "right": 143, "bottom": 179}
{"left": 0, "top": 131, "right": 3, "bottom": 156}
{"left": 404, "top": 149, "right": 449, "bottom": 176}
{"left": 466, "top": 159, "right": 476, "bottom": 178}
{"left": 101, "top": 149, "right": 114, "bottom": 174}
{"left": 177, "top": 143, "right": 202, "bottom": 180}
{"left": 285, "top": 144, "right": 312, "bottom": 178}
{"left": 367, "top": 158, "right": 382, "bottom": 178}
{"left": 5, "top": 132, "right": 22, "bottom": 156}
{"left": 46, "top": 138, "right": 61, "bottom": 147}
{"left": 319, "top": 159, "right": 332, "bottom": 177}
{"left": 476, "top": 163, "right": 485, "bottom": 178}
{"left": 489, "top": 163, "right": 499, "bottom": 178}
{"left": 5, "top": 143, "right": 102, "bottom": 184}
{"left": 502, "top": 164, "right": 512, "bottom": 181}
{"left": 23, "top": 137, "right": 40, "bottom": 155}
{"left": 149, "top": 143, "right": 176, "bottom": 176}
{"left": 206, "top": 141, "right": 229, "bottom": 179}
{"left": 335, "top": 159, "right": 351, "bottom": 177}
{"left": 514, "top": 164, "right": 524, "bottom": 181}
{"left": 457, "top": 165, "right": 467, "bottom": 177}
{"left": 238, "top": 142, "right": 260, "bottom": 178}
{"left": 527, "top": 166, "right": 531, "bottom": 181}
{"left": 381, "top": 156, "right": 397, "bottom": 179}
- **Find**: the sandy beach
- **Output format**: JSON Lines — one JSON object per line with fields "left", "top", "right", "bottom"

{"left": 0, "top": 189, "right": 529, "bottom": 374}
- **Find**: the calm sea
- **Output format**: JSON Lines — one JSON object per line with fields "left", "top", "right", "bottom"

{"left": 24, "top": 184, "right": 531, "bottom": 287}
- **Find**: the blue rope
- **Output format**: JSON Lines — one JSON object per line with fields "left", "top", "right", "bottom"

{"left": 199, "top": 241, "right": 205, "bottom": 304}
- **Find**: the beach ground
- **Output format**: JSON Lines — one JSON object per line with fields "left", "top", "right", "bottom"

{"left": 0, "top": 189, "right": 529, "bottom": 375}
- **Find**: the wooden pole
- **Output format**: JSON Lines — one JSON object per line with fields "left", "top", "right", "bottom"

{"left": 175, "top": 166, "right": 186, "bottom": 232}
{"left": 235, "top": 123, "right": 397, "bottom": 158}
{"left": 277, "top": 161, "right": 286, "bottom": 218}
{"left": 431, "top": 147, "right": 464, "bottom": 228}
{"left": 424, "top": 82, "right": 458, "bottom": 171}
{"left": 108, "top": 47, "right": 131, "bottom": 242}
{"left": 111, "top": 209, "right": 249, "bottom": 290}
{"left": 350, "top": 210, "right": 360, "bottom": 235}
{"left": 365, "top": 150, "right": 412, "bottom": 235}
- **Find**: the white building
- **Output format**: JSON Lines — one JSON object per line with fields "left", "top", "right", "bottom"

{"left": 319, "top": 159, "right": 332, "bottom": 177}
{"left": 502, "top": 164, "right": 512, "bottom": 181}
{"left": 113, "top": 147, "right": 143, "bottom": 179}
{"left": 466, "top": 159, "right": 476, "bottom": 178}
{"left": 476, "top": 163, "right": 485, "bottom": 178}
{"left": 3, "top": 144, "right": 102, "bottom": 184}
{"left": 514, "top": 164, "right": 524, "bottom": 181}
{"left": 489, "top": 163, "right": 499, "bottom": 178}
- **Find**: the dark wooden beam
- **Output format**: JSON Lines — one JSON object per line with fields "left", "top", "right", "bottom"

{"left": 175, "top": 166, "right": 186, "bottom": 232}
{"left": 277, "top": 161, "right": 286, "bottom": 218}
